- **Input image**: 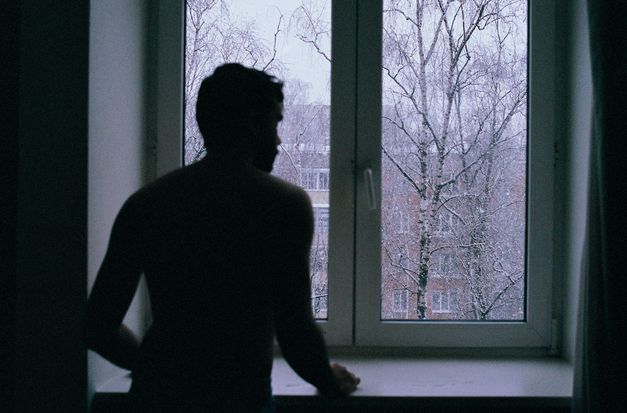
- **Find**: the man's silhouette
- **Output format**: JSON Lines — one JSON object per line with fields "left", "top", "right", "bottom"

{"left": 85, "top": 63, "right": 359, "bottom": 412}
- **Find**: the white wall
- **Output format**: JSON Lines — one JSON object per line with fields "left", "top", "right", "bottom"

{"left": 88, "top": 0, "right": 150, "bottom": 402}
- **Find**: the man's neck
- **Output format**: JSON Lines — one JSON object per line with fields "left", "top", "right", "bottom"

{"left": 200, "top": 149, "right": 256, "bottom": 171}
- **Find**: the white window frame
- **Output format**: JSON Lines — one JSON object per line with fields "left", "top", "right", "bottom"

{"left": 354, "top": 0, "right": 554, "bottom": 347}
{"left": 154, "top": 0, "right": 556, "bottom": 349}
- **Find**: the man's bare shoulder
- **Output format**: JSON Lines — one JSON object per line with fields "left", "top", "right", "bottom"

{"left": 255, "top": 170, "right": 311, "bottom": 207}
{"left": 114, "top": 164, "right": 197, "bottom": 216}
{"left": 125, "top": 161, "right": 311, "bottom": 212}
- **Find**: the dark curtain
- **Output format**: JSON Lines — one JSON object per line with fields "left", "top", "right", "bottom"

{"left": 574, "top": 1, "right": 627, "bottom": 411}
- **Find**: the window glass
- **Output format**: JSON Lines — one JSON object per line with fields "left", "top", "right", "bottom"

{"left": 380, "top": 0, "right": 528, "bottom": 321}
{"left": 393, "top": 290, "right": 408, "bottom": 313}
{"left": 184, "top": 0, "right": 331, "bottom": 319}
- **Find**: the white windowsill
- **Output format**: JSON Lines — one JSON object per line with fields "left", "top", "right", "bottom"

{"left": 96, "top": 356, "right": 573, "bottom": 409}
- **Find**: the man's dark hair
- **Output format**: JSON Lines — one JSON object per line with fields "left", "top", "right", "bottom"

{"left": 196, "top": 63, "right": 284, "bottom": 147}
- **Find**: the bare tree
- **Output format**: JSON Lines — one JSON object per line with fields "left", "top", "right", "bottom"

{"left": 184, "top": 0, "right": 528, "bottom": 321}
{"left": 184, "top": 0, "right": 285, "bottom": 164}
{"left": 380, "top": 0, "right": 527, "bottom": 319}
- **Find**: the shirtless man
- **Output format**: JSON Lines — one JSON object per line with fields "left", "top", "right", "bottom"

{"left": 85, "top": 63, "right": 359, "bottom": 412}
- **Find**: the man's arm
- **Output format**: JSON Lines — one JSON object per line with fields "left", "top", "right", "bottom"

{"left": 271, "top": 190, "right": 359, "bottom": 396}
{"left": 85, "top": 197, "right": 143, "bottom": 370}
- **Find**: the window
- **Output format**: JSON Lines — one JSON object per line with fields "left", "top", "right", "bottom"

{"left": 434, "top": 213, "right": 461, "bottom": 236}
{"left": 395, "top": 247, "right": 408, "bottom": 268}
{"left": 396, "top": 211, "right": 409, "bottom": 234}
{"left": 313, "top": 206, "right": 329, "bottom": 234}
{"left": 301, "top": 169, "right": 330, "bottom": 191}
{"left": 431, "top": 289, "right": 458, "bottom": 314}
{"left": 156, "top": 0, "right": 555, "bottom": 348}
{"left": 432, "top": 253, "right": 457, "bottom": 278}
{"left": 354, "top": 0, "right": 553, "bottom": 346}
{"left": 393, "top": 290, "right": 408, "bottom": 313}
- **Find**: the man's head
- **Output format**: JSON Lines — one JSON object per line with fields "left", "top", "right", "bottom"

{"left": 196, "top": 63, "right": 284, "bottom": 172}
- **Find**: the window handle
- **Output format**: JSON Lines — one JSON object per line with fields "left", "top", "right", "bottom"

{"left": 364, "top": 167, "right": 377, "bottom": 211}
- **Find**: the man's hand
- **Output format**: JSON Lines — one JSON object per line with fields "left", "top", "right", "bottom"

{"left": 330, "top": 362, "right": 360, "bottom": 395}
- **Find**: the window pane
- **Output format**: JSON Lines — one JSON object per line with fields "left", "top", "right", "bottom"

{"left": 393, "top": 290, "right": 408, "bottom": 313}
{"left": 184, "top": 0, "right": 331, "bottom": 319}
{"left": 380, "top": 0, "right": 527, "bottom": 321}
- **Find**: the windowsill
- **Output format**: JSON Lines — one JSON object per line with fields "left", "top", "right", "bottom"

{"left": 94, "top": 356, "right": 573, "bottom": 410}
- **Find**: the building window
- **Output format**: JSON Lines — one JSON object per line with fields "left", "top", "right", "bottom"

{"left": 435, "top": 213, "right": 461, "bottom": 236}
{"left": 396, "top": 211, "right": 409, "bottom": 234}
{"left": 431, "top": 290, "right": 459, "bottom": 314}
{"left": 318, "top": 170, "right": 329, "bottom": 191}
{"left": 393, "top": 290, "right": 408, "bottom": 313}
{"left": 313, "top": 206, "right": 329, "bottom": 234}
{"left": 301, "top": 169, "right": 330, "bottom": 191}
{"left": 432, "top": 253, "right": 457, "bottom": 278}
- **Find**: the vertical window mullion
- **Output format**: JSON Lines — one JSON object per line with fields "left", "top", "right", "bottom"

{"left": 354, "top": 0, "right": 384, "bottom": 344}
{"left": 323, "top": 0, "right": 359, "bottom": 345}
{"left": 155, "top": 0, "right": 184, "bottom": 178}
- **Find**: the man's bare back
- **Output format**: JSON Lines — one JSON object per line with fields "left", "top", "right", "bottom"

{"left": 86, "top": 64, "right": 359, "bottom": 412}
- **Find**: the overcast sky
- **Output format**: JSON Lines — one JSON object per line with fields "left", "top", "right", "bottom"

{"left": 227, "top": 0, "right": 331, "bottom": 104}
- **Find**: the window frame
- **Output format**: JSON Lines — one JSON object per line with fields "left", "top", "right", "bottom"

{"left": 154, "top": 0, "right": 556, "bottom": 350}
{"left": 354, "top": 0, "right": 555, "bottom": 347}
